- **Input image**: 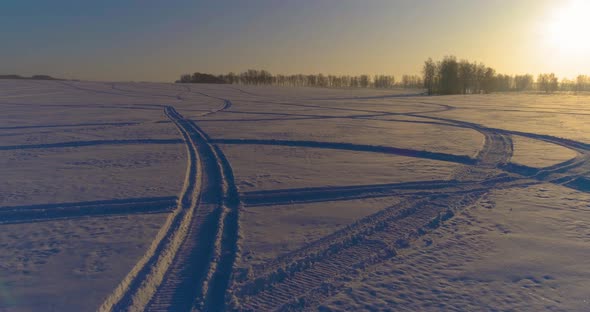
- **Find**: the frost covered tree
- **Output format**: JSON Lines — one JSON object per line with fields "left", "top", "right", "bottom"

{"left": 576, "top": 75, "right": 590, "bottom": 92}
{"left": 359, "top": 75, "right": 370, "bottom": 88}
{"left": 438, "top": 56, "right": 460, "bottom": 95}
{"left": 423, "top": 58, "right": 436, "bottom": 95}
{"left": 537, "top": 73, "right": 559, "bottom": 93}
{"left": 514, "top": 74, "right": 534, "bottom": 91}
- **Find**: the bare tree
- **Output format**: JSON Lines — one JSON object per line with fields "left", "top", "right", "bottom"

{"left": 576, "top": 75, "right": 589, "bottom": 92}
{"left": 423, "top": 58, "right": 436, "bottom": 95}
{"left": 438, "top": 56, "right": 460, "bottom": 95}
{"left": 537, "top": 73, "right": 559, "bottom": 93}
{"left": 514, "top": 74, "right": 533, "bottom": 91}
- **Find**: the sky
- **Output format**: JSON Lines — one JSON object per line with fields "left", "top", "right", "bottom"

{"left": 1, "top": 0, "right": 588, "bottom": 82}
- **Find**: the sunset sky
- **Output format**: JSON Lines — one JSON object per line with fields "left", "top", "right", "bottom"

{"left": 2, "top": 0, "right": 588, "bottom": 81}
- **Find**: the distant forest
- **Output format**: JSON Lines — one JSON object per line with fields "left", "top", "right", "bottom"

{"left": 0, "top": 74, "right": 62, "bottom": 81}
{"left": 422, "top": 56, "right": 590, "bottom": 95}
{"left": 177, "top": 56, "right": 590, "bottom": 95}
{"left": 176, "top": 71, "right": 421, "bottom": 89}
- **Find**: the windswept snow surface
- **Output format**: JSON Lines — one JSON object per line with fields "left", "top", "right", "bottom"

{"left": 1, "top": 80, "right": 589, "bottom": 311}
{"left": 511, "top": 135, "right": 578, "bottom": 168}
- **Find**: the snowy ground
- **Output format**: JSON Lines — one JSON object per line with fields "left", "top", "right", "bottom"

{"left": 0, "top": 80, "right": 588, "bottom": 311}
{"left": 321, "top": 184, "right": 590, "bottom": 311}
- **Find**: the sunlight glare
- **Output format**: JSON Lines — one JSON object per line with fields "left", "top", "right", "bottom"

{"left": 546, "top": 0, "right": 590, "bottom": 54}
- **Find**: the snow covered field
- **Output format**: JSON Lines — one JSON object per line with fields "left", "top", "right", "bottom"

{"left": 0, "top": 80, "right": 588, "bottom": 311}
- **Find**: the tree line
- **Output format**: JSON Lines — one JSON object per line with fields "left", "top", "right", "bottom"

{"left": 176, "top": 60, "right": 590, "bottom": 94}
{"left": 423, "top": 56, "right": 590, "bottom": 95}
{"left": 176, "top": 69, "right": 422, "bottom": 89}
{"left": 559, "top": 75, "right": 590, "bottom": 92}
{"left": 0, "top": 74, "right": 62, "bottom": 81}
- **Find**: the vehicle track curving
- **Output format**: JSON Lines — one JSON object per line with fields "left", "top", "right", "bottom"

{"left": 99, "top": 106, "right": 240, "bottom": 312}
{"left": 232, "top": 127, "right": 513, "bottom": 311}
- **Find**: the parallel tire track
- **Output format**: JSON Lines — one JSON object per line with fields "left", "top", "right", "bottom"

{"left": 211, "top": 139, "right": 475, "bottom": 165}
{"left": 232, "top": 129, "right": 513, "bottom": 311}
{"left": 145, "top": 107, "right": 223, "bottom": 311}
{"left": 407, "top": 113, "right": 590, "bottom": 192}
{"left": 144, "top": 108, "right": 240, "bottom": 312}
{"left": 241, "top": 180, "right": 471, "bottom": 207}
{"left": 100, "top": 106, "right": 204, "bottom": 312}
{"left": 100, "top": 106, "right": 240, "bottom": 312}
{"left": 0, "top": 196, "right": 176, "bottom": 225}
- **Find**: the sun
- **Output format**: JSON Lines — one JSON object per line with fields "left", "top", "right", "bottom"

{"left": 546, "top": 0, "right": 590, "bottom": 54}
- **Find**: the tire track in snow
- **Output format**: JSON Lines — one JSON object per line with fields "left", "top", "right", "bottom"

{"left": 111, "top": 83, "right": 234, "bottom": 116}
{"left": 218, "top": 91, "right": 588, "bottom": 310}
{"left": 0, "top": 121, "right": 140, "bottom": 130}
{"left": 144, "top": 114, "right": 239, "bottom": 312}
{"left": 100, "top": 106, "right": 240, "bottom": 312}
{"left": 111, "top": 83, "right": 188, "bottom": 100}
{"left": 409, "top": 113, "right": 590, "bottom": 192}
{"left": 232, "top": 128, "right": 513, "bottom": 311}
{"left": 182, "top": 86, "right": 233, "bottom": 116}
{"left": 0, "top": 139, "right": 182, "bottom": 150}
{"left": 211, "top": 138, "right": 475, "bottom": 165}
{"left": 99, "top": 106, "right": 204, "bottom": 312}
{"left": 241, "top": 180, "right": 471, "bottom": 207}
{"left": 0, "top": 196, "right": 177, "bottom": 225}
